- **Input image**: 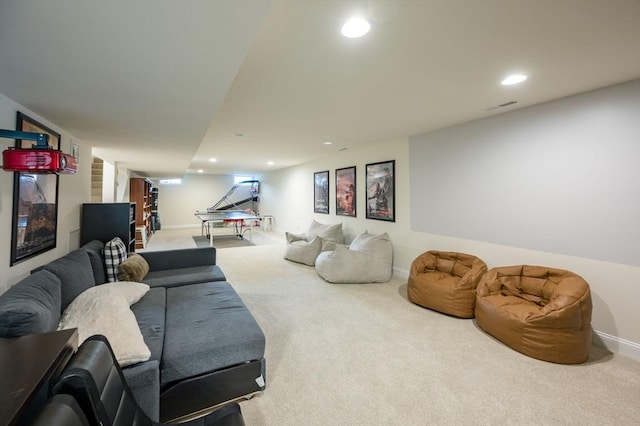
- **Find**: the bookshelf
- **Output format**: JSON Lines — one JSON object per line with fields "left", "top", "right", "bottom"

{"left": 80, "top": 203, "right": 136, "bottom": 253}
{"left": 130, "top": 178, "right": 154, "bottom": 249}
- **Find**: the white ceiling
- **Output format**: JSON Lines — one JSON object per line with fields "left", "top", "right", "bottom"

{"left": 1, "top": 0, "right": 639, "bottom": 178}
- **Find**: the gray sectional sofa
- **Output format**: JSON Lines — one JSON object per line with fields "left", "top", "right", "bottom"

{"left": 0, "top": 240, "right": 266, "bottom": 423}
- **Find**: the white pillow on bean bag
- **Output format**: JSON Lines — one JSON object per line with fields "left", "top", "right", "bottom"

{"left": 315, "top": 232, "right": 393, "bottom": 283}
{"left": 305, "top": 220, "right": 344, "bottom": 245}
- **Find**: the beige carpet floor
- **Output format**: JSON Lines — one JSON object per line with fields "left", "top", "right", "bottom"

{"left": 145, "top": 229, "right": 640, "bottom": 425}
{"left": 212, "top": 244, "right": 640, "bottom": 426}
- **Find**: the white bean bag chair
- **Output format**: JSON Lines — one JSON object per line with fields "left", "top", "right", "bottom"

{"left": 315, "top": 232, "right": 393, "bottom": 283}
{"left": 284, "top": 233, "right": 322, "bottom": 266}
{"left": 284, "top": 221, "right": 345, "bottom": 266}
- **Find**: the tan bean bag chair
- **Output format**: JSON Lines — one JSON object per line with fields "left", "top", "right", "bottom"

{"left": 475, "top": 265, "right": 592, "bottom": 364}
{"left": 407, "top": 251, "right": 487, "bottom": 318}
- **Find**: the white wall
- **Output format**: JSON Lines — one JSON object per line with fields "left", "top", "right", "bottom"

{"left": 158, "top": 174, "right": 238, "bottom": 228}
{"left": 410, "top": 80, "right": 640, "bottom": 266}
{"left": 101, "top": 160, "right": 115, "bottom": 202}
{"left": 259, "top": 84, "right": 640, "bottom": 360}
{"left": 0, "top": 94, "right": 92, "bottom": 291}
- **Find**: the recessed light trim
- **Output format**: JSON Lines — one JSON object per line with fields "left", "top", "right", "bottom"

{"left": 501, "top": 74, "right": 528, "bottom": 85}
{"left": 197, "top": 169, "right": 203, "bottom": 173}
{"left": 267, "top": 161, "right": 274, "bottom": 166}
{"left": 322, "top": 141, "right": 333, "bottom": 145}
{"left": 341, "top": 18, "right": 370, "bottom": 38}
{"left": 209, "top": 158, "right": 217, "bottom": 162}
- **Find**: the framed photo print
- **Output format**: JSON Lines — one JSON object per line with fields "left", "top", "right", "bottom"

{"left": 336, "top": 166, "right": 356, "bottom": 217}
{"left": 10, "top": 112, "right": 61, "bottom": 265}
{"left": 313, "top": 170, "right": 329, "bottom": 214}
{"left": 366, "top": 160, "right": 395, "bottom": 222}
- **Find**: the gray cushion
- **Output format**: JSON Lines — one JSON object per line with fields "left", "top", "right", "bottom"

{"left": 0, "top": 270, "right": 62, "bottom": 337}
{"left": 139, "top": 247, "right": 216, "bottom": 271}
{"left": 42, "top": 249, "right": 95, "bottom": 312}
{"left": 130, "top": 287, "right": 166, "bottom": 363}
{"left": 81, "top": 240, "right": 107, "bottom": 285}
{"left": 161, "top": 281, "right": 265, "bottom": 386}
{"left": 122, "top": 360, "right": 160, "bottom": 422}
{"left": 142, "top": 265, "right": 226, "bottom": 288}
{"left": 284, "top": 234, "right": 322, "bottom": 266}
{"left": 305, "top": 220, "right": 344, "bottom": 244}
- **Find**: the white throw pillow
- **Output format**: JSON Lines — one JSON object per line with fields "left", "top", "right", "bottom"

{"left": 98, "top": 281, "right": 150, "bottom": 305}
{"left": 58, "top": 283, "right": 151, "bottom": 367}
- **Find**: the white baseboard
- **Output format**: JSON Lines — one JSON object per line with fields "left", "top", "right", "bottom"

{"left": 392, "top": 269, "right": 640, "bottom": 361}
{"left": 393, "top": 266, "right": 409, "bottom": 278}
{"left": 593, "top": 330, "right": 640, "bottom": 361}
{"left": 162, "top": 224, "right": 200, "bottom": 230}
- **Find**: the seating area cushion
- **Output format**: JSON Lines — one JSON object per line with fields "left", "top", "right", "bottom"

{"left": 315, "top": 232, "right": 393, "bottom": 283}
{"left": 0, "top": 270, "right": 62, "bottom": 337}
{"left": 118, "top": 253, "right": 150, "bottom": 282}
{"left": 142, "top": 265, "right": 227, "bottom": 288}
{"left": 41, "top": 249, "right": 96, "bottom": 311}
{"left": 81, "top": 240, "right": 107, "bottom": 285}
{"left": 104, "top": 237, "right": 128, "bottom": 282}
{"left": 407, "top": 250, "right": 487, "bottom": 318}
{"left": 161, "top": 281, "right": 265, "bottom": 386}
{"left": 58, "top": 282, "right": 151, "bottom": 367}
{"left": 475, "top": 265, "right": 592, "bottom": 364}
{"left": 305, "top": 220, "right": 344, "bottom": 247}
{"left": 130, "top": 287, "right": 166, "bottom": 363}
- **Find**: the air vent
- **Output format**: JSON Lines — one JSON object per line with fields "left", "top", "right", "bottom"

{"left": 486, "top": 100, "right": 517, "bottom": 111}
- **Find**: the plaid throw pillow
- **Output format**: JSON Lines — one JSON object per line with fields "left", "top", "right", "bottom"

{"left": 104, "top": 237, "right": 128, "bottom": 282}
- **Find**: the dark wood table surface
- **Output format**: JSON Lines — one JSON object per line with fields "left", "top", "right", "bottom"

{"left": 0, "top": 328, "right": 78, "bottom": 426}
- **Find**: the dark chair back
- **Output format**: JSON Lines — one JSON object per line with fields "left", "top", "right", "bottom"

{"left": 51, "top": 335, "right": 245, "bottom": 426}
{"left": 29, "top": 394, "right": 90, "bottom": 426}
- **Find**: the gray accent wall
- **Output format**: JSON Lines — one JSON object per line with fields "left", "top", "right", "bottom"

{"left": 409, "top": 80, "right": 640, "bottom": 266}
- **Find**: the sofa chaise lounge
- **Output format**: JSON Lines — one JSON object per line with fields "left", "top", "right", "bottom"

{"left": 0, "top": 240, "right": 266, "bottom": 423}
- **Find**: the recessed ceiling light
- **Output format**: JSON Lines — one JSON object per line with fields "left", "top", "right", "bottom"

{"left": 197, "top": 169, "right": 203, "bottom": 173}
{"left": 322, "top": 141, "right": 333, "bottom": 145}
{"left": 501, "top": 74, "right": 528, "bottom": 85}
{"left": 209, "top": 158, "right": 217, "bottom": 162}
{"left": 267, "top": 161, "right": 274, "bottom": 166}
{"left": 341, "top": 18, "right": 370, "bottom": 38}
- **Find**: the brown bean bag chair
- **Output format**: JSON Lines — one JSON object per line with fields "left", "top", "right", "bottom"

{"left": 408, "top": 251, "right": 487, "bottom": 318}
{"left": 475, "top": 265, "right": 592, "bottom": 364}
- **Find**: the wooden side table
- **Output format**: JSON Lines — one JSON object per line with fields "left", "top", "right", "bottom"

{"left": 0, "top": 329, "right": 78, "bottom": 425}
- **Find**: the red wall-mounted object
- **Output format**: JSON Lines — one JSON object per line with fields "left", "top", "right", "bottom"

{"left": 2, "top": 148, "right": 77, "bottom": 174}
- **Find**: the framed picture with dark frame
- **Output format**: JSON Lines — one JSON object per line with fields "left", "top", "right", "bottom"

{"left": 336, "top": 166, "right": 356, "bottom": 217}
{"left": 366, "top": 160, "right": 395, "bottom": 222}
{"left": 10, "top": 112, "right": 61, "bottom": 265}
{"left": 313, "top": 170, "right": 329, "bottom": 214}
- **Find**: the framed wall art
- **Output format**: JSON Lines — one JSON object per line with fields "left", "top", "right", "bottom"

{"left": 71, "top": 140, "right": 80, "bottom": 165}
{"left": 336, "top": 166, "right": 356, "bottom": 217}
{"left": 313, "top": 170, "right": 329, "bottom": 214}
{"left": 10, "top": 112, "right": 61, "bottom": 265}
{"left": 366, "top": 160, "right": 395, "bottom": 222}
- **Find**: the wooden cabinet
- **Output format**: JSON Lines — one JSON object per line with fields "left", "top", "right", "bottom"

{"left": 130, "top": 178, "right": 153, "bottom": 249}
{"left": 81, "top": 202, "right": 136, "bottom": 253}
